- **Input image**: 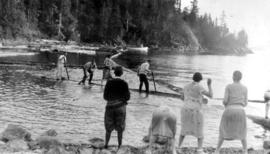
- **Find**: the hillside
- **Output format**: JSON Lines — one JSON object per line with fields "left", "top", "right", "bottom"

{"left": 0, "top": 0, "right": 250, "bottom": 55}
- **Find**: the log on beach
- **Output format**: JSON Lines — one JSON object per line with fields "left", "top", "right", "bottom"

{"left": 247, "top": 115, "right": 270, "bottom": 130}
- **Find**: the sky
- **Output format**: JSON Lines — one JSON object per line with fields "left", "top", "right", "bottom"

{"left": 182, "top": 0, "right": 270, "bottom": 48}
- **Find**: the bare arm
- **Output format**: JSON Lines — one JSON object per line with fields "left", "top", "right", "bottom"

{"left": 223, "top": 86, "right": 229, "bottom": 106}
{"left": 202, "top": 79, "right": 213, "bottom": 98}
{"left": 244, "top": 88, "right": 248, "bottom": 107}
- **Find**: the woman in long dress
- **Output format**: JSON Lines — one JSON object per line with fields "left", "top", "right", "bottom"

{"left": 178, "top": 72, "right": 213, "bottom": 154}
{"left": 215, "top": 70, "right": 248, "bottom": 154}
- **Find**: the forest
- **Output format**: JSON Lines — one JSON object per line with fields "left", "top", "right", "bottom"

{"left": 0, "top": 0, "right": 249, "bottom": 54}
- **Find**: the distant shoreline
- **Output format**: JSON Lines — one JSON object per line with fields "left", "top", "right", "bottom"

{"left": 0, "top": 38, "right": 253, "bottom": 56}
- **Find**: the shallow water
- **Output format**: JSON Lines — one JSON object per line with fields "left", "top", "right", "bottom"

{"left": 0, "top": 49, "right": 269, "bottom": 149}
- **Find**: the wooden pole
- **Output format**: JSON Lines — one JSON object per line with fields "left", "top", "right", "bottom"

{"left": 152, "top": 72, "right": 157, "bottom": 92}
{"left": 64, "top": 58, "right": 70, "bottom": 80}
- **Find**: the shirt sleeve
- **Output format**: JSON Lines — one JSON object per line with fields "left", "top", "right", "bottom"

{"left": 244, "top": 87, "right": 248, "bottom": 106}
{"left": 103, "top": 81, "right": 110, "bottom": 101}
{"left": 124, "top": 81, "right": 130, "bottom": 101}
{"left": 146, "top": 63, "right": 150, "bottom": 71}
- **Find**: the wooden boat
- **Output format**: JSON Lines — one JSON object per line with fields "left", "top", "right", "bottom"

{"left": 124, "top": 46, "right": 149, "bottom": 55}
{"left": 247, "top": 115, "right": 270, "bottom": 130}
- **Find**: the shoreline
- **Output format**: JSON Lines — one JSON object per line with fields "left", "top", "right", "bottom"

{"left": 0, "top": 38, "right": 253, "bottom": 56}
{"left": 0, "top": 124, "right": 265, "bottom": 154}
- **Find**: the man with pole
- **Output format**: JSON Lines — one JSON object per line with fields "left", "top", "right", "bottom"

{"left": 56, "top": 52, "right": 68, "bottom": 80}
{"left": 138, "top": 59, "right": 152, "bottom": 94}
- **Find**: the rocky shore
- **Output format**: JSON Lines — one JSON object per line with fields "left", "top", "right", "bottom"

{"left": 0, "top": 124, "right": 265, "bottom": 154}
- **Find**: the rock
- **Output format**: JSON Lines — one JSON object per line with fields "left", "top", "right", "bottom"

{"left": 35, "top": 136, "right": 62, "bottom": 150}
{"left": 117, "top": 146, "right": 139, "bottom": 154}
{"left": 117, "top": 147, "right": 132, "bottom": 154}
{"left": 264, "top": 140, "right": 270, "bottom": 149}
{"left": 28, "top": 140, "right": 39, "bottom": 150}
{"left": 0, "top": 124, "right": 32, "bottom": 142}
{"left": 143, "top": 135, "right": 149, "bottom": 143}
{"left": 41, "top": 129, "right": 58, "bottom": 137}
{"left": 89, "top": 137, "right": 105, "bottom": 149}
{"left": 45, "top": 146, "right": 70, "bottom": 154}
{"left": 6, "top": 139, "right": 29, "bottom": 152}
{"left": 100, "top": 149, "right": 112, "bottom": 154}
{"left": 79, "top": 148, "right": 94, "bottom": 154}
{"left": 93, "top": 149, "right": 101, "bottom": 154}
{"left": 0, "top": 140, "right": 5, "bottom": 145}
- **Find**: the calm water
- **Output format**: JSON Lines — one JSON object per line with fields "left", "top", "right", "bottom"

{"left": 0, "top": 48, "right": 269, "bottom": 148}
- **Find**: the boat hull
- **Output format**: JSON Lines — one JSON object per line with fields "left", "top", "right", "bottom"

{"left": 125, "top": 47, "right": 148, "bottom": 55}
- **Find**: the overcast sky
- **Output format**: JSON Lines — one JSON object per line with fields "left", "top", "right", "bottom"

{"left": 182, "top": 0, "right": 270, "bottom": 48}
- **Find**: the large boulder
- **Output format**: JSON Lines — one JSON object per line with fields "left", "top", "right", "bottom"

{"left": 6, "top": 139, "right": 29, "bottom": 152}
{"left": 117, "top": 146, "right": 139, "bottom": 154}
{"left": 264, "top": 140, "right": 270, "bottom": 149}
{"left": 35, "top": 136, "right": 62, "bottom": 150}
{"left": 89, "top": 138, "right": 105, "bottom": 149}
{"left": 100, "top": 149, "right": 112, "bottom": 154}
{"left": 45, "top": 146, "right": 70, "bottom": 154}
{"left": 79, "top": 148, "right": 94, "bottom": 154}
{"left": 0, "top": 124, "right": 32, "bottom": 142}
{"left": 41, "top": 129, "right": 58, "bottom": 137}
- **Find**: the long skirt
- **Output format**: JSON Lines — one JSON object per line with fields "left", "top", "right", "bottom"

{"left": 180, "top": 107, "right": 204, "bottom": 138}
{"left": 56, "top": 63, "right": 65, "bottom": 79}
{"left": 219, "top": 105, "right": 247, "bottom": 140}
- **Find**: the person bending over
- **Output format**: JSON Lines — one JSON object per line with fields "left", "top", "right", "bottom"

{"left": 78, "top": 60, "right": 97, "bottom": 85}
{"left": 145, "top": 105, "right": 177, "bottom": 154}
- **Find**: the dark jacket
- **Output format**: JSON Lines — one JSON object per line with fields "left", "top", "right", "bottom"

{"left": 103, "top": 78, "right": 130, "bottom": 108}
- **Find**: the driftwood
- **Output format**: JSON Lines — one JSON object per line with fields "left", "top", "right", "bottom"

{"left": 247, "top": 115, "right": 270, "bottom": 130}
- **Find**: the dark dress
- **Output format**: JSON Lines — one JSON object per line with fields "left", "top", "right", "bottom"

{"left": 103, "top": 78, "right": 130, "bottom": 132}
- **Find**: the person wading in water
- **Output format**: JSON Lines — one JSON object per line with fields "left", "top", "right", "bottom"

{"left": 78, "top": 59, "right": 97, "bottom": 85}
{"left": 101, "top": 55, "right": 114, "bottom": 86}
{"left": 138, "top": 60, "right": 152, "bottom": 94}
{"left": 56, "top": 52, "right": 67, "bottom": 80}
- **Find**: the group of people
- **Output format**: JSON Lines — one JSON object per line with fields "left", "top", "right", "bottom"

{"left": 178, "top": 71, "right": 247, "bottom": 154}
{"left": 55, "top": 53, "right": 249, "bottom": 154}
{"left": 102, "top": 68, "right": 248, "bottom": 154}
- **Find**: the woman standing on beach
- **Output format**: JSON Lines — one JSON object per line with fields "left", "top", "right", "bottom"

{"left": 215, "top": 71, "right": 248, "bottom": 154}
{"left": 178, "top": 72, "right": 213, "bottom": 154}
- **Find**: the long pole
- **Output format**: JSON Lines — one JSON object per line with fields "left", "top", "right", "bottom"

{"left": 152, "top": 72, "right": 156, "bottom": 92}
{"left": 64, "top": 59, "right": 70, "bottom": 80}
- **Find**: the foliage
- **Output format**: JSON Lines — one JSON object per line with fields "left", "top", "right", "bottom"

{"left": 0, "top": 0, "right": 248, "bottom": 53}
